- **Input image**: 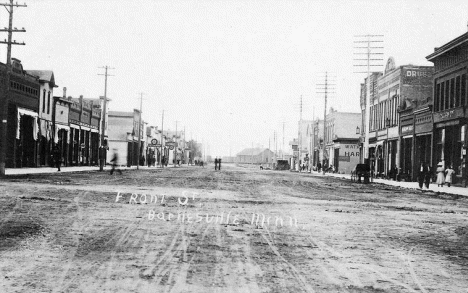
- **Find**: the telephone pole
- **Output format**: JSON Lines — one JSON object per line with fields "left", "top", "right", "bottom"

{"left": 174, "top": 120, "right": 180, "bottom": 167}
{"left": 98, "top": 66, "right": 114, "bottom": 171}
{"left": 354, "top": 34, "right": 384, "bottom": 164}
{"left": 137, "top": 93, "right": 145, "bottom": 170}
{"left": 160, "top": 110, "right": 164, "bottom": 168}
{"left": 316, "top": 72, "right": 336, "bottom": 174}
{"left": 0, "top": 0, "right": 26, "bottom": 176}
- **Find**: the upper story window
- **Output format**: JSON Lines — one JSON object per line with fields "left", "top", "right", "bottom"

{"left": 47, "top": 91, "right": 51, "bottom": 114}
{"left": 42, "top": 89, "right": 46, "bottom": 113}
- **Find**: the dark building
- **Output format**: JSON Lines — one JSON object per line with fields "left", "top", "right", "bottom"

{"left": 67, "top": 96, "right": 101, "bottom": 166}
{"left": 426, "top": 31, "right": 468, "bottom": 184}
{"left": 1, "top": 59, "right": 41, "bottom": 168}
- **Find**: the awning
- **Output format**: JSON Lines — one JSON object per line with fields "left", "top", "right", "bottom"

{"left": 91, "top": 128, "right": 99, "bottom": 133}
{"left": 70, "top": 123, "right": 80, "bottom": 129}
{"left": 18, "top": 107, "right": 38, "bottom": 118}
{"left": 80, "top": 126, "right": 91, "bottom": 131}
{"left": 17, "top": 108, "right": 38, "bottom": 140}
{"left": 56, "top": 124, "right": 70, "bottom": 131}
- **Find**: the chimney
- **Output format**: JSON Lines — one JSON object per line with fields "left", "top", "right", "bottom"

{"left": 63, "top": 87, "right": 67, "bottom": 99}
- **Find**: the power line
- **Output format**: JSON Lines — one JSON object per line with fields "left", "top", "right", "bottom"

{"left": 353, "top": 34, "right": 384, "bottom": 165}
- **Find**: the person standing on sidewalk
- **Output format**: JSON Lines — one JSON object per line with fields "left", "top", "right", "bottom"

{"left": 418, "top": 162, "right": 431, "bottom": 189}
{"left": 52, "top": 145, "right": 62, "bottom": 172}
{"left": 214, "top": 157, "right": 218, "bottom": 170}
{"left": 445, "top": 164, "right": 455, "bottom": 187}
{"left": 218, "top": 158, "right": 222, "bottom": 170}
{"left": 436, "top": 162, "right": 445, "bottom": 187}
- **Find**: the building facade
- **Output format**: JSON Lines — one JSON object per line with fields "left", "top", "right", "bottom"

{"left": 363, "top": 58, "right": 433, "bottom": 178}
{"left": 25, "top": 69, "right": 57, "bottom": 167}
{"left": 236, "top": 148, "right": 274, "bottom": 165}
{"left": 324, "top": 109, "right": 361, "bottom": 173}
{"left": 427, "top": 31, "right": 468, "bottom": 184}
{"left": 2, "top": 59, "right": 41, "bottom": 168}
{"left": 107, "top": 109, "right": 145, "bottom": 166}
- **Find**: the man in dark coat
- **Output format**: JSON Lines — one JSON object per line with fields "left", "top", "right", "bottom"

{"left": 418, "top": 162, "right": 431, "bottom": 189}
{"left": 214, "top": 157, "right": 218, "bottom": 170}
{"left": 52, "top": 145, "right": 62, "bottom": 171}
{"left": 218, "top": 158, "right": 222, "bottom": 171}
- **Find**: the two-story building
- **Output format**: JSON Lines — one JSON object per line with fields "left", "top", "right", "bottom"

{"left": 426, "top": 31, "right": 468, "bottom": 184}
{"left": 107, "top": 109, "right": 146, "bottom": 166}
{"left": 25, "top": 69, "right": 57, "bottom": 167}
{"left": 323, "top": 108, "right": 361, "bottom": 174}
{"left": 2, "top": 58, "right": 41, "bottom": 168}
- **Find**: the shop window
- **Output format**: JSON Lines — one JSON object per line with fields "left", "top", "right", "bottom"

{"left": 445, "top": 80, "right": 450, "bottom": 110}
{"left": 462, "top": 74, "right": 467, "bottom": 105}
{"left": 42, "top": 90, "right": 46, "bottom": 113}
{"left": 47, "top": 91, "right": 51, "bottom": 114}
{"left": 450, "top": 78, "right": 455, "bottom": 108}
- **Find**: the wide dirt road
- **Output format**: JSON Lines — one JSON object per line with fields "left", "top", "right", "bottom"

{"left": 1, "top": 164, "right": 468, "bottom": 293}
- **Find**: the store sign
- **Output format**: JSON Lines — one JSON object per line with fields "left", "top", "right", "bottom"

{"left": 433, "top": 107, "right": 464, "bottom": 123}
{"left": 402, "top": 68, "right": 433, "bottom": 85}
{"left": 401, "top": 125, "right": 414, "bottom": 135}
{"left": 338, "top": 156, "right": 350, "bottom": 162}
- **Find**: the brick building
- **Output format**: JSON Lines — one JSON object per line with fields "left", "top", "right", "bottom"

{"left": 426, "top": 31, "right": 468, "bottom": 184}
{"left": 2, "top": 58, "right": 41, "bottom": 168}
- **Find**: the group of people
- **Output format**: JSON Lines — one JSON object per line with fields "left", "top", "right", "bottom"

{"left": 418, "top": 161, "right": 456, "bottom": 189}
{"left": 435, "top": 162, "right": 456, "bottom": 187}
{"left": 214, "top": 157, "right": 222, "bottom": 170}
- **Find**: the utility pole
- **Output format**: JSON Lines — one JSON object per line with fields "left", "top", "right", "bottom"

{"left": 0, "top": 0, "right": 26, "bottom": 176}
{"left": 282, "top": 122, "right": 285, "bottom": 159}
{"left": 298, "top": 95, "right": 303, "bottom": 171}
{"left": 174, "top": 120, "right": 179, "bottom": 167}
{"left": 354, "top": 34, "right": 384, "bottom": 165}
{"left": 160, "top": 110, "right": 164, "bottom": 168}
{"left": 137, "top": 92, "right": 144, "bottom": 170}
{"left": 316, "top": 72, "right": 336, "bottom": 174}
{"left": 98, "top": 66, "right": 114, "bottom": 171}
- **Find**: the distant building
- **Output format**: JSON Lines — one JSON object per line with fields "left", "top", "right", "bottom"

{"left": 236, "top": 148, "right": 274, "bottom": 164}
{"left": 67, "top": 95, "right": 102, "bottom": 166}
{"left": 324, "top": 109, "right": 361, "bottom": 174}
{"left": 107, "top": 109, "right": 145, "bottom": 166}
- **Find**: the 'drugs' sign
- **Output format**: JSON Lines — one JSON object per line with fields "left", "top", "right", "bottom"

{"left": 402, "top": 68, "right": 433, "bottom": 85}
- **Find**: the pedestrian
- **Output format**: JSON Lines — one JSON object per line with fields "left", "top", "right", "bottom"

{"left": 52, "top": 145, "right": 62, "bottom": 171}
{"left": 436, "top": 162, "right": 445, "bottom": 187}
{"left": 445, "top": 164, "right": 455, "bottom": 187}
{"left": 424, "top": 164, "right": 431, "bottom": 189}
{"left": 218, "top": 158, "right": 222, "bottom": 170}
{"left": 418, "top": 162, "right": 431, "bottom": 189}
{"left": 214, "top": 157, "right": 218, "bottom": 170}
{"left": 110, "top": 150, "right": 122, "bottom": 175}
{"left": 317, "top": 162, "right": 322, "bottom": 173}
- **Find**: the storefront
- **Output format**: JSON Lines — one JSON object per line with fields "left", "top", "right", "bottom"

{"left": 433, "top": 107, "right": 465, "bottom": 183}
{"left": 414, "top": 107, "right": 433, "bottom": 176}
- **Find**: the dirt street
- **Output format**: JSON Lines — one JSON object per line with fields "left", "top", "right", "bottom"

{"left": 1, "top": 164, "right": 468, "bottom": 293}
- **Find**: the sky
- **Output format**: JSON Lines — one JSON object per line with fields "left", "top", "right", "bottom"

{"left": 4, "top": 0, "right": 468, "bottom": 157}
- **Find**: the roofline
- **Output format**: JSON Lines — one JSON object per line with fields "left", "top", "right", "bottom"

{"left": 426, "top": 32, "right": 468, "bottom": 61}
